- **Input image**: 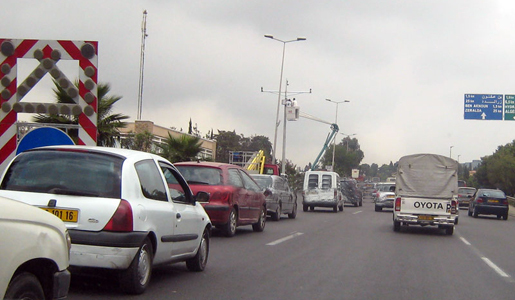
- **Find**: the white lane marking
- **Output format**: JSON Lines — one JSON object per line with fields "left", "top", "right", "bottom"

{"left": 482, "top": 257, "right": 511, "bottom": 278}
{"left": 460, "top": 237, "right": 471, "bottom": 246}
{"left": 353, "top": 211, "right": 363, "bottom": 215}
{"left": 458, "top": 233, "right": 511, "bottom": 279}
{"left": 266, "top": 232, "right": 304, "bottom": 246}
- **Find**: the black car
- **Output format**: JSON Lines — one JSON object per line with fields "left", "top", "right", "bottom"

{"left": 468, "top": 188, "right": 509, "bottom": 220}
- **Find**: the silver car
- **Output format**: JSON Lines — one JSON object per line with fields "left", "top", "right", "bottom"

{"left": 251, "top": 174, "right": 297, "bottom": 220}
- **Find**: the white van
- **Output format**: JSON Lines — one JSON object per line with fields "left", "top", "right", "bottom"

{"left": 302, "top": 171, "right": 344, "bottom": 212}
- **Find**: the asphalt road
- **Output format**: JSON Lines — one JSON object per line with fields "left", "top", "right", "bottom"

{"left": 68, "top": 197, "right": 515, "bottom": 300}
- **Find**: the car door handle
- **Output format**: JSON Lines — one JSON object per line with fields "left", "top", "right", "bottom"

{"left": 176, "top": 213, "right": 181, "bottom": 219}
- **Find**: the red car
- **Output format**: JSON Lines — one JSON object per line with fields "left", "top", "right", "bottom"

{"left": 175, "top": 162, "right": 267, "bottom": 237}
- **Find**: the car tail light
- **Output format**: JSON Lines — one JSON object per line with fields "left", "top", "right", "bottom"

{"left": 451, "top": 200, "right": 457, "bottom": 214}
{"left": 103, "top": 199, "right": 133, "bottom": 232}
{"left": 501, "top": 199, "right": 508, "bottom": 205}
{"left": 395, "top": 197, "right": 401, "bottom": 211}
{"left": 334, "top": 189, "right": 338, "bottom": 198}
{"left": 477, "top": 198, "right": 484, "bottom": 203}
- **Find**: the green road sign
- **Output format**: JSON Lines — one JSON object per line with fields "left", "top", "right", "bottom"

{"left": 505, "top": 95, "right": 515, "bottom": 120}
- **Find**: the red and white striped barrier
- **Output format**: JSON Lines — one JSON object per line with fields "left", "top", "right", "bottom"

{"left": 0, "top": 39, "right": 98, "bottom": 171}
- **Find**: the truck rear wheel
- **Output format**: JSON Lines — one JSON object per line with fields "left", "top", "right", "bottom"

{"left": 445, "top": 226, "right": 454, "bottom": 235}
{"left": 393, "top": 220, "right": 401, "bottom": 232}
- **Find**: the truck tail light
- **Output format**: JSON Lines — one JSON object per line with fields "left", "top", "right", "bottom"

{"left": 104, "top": 199, "right": 133, "bottom": 232}
{"left": 395, "top": 197, "right": 401, "bottom": 211}
{"left": 451, "top": 200, "right": 457, "bottom": 214}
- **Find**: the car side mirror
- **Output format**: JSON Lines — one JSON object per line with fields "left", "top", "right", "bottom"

{"left": 194, "top": 191, "right": 210, "bottom": 203}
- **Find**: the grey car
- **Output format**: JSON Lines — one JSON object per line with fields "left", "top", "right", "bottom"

{"left": 251, "top": 174, "right": 297, "bottom": 221}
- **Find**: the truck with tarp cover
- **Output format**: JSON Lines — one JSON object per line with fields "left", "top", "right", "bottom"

{"left": 393, "top": 153, "right": 459, "bottom": 235}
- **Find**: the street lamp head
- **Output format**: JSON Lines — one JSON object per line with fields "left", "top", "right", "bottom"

{"left": 264, "top": 35, "right": 274, "bottom": 39}
{"left": 297, "top": 37, "right": 307, "bottom": 41}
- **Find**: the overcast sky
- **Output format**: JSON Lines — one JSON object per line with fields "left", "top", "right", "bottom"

{"left": 4, "top": 1, "right": 515, "bottom": 168}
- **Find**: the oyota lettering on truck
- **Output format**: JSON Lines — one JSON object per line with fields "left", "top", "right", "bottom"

{"left": 393, "top": 153, "right": 459, "bottom": 235}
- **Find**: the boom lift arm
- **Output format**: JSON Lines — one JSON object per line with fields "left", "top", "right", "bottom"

{"left": 299, "top": 112, "right": 339, "bottom": 171}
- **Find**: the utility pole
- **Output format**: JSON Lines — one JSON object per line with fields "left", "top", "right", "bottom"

{"left": 262, "top": 81, "right": 311, "bottom": 174}
{"left": 137, "top": 10, "right": 148, "bottom": 120}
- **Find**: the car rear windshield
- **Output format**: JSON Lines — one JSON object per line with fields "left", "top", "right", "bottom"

{"left": 480, "top": 190, "right": 506, "bottom": 198}
{"left": 0, "top": 150, "right": 123, "bottom": 198}
{"left": 252, "top": 176, "right": 272, "bottom": 189}
{"left": 458, "top": 187, "right": 475, "bottom": 194}
{"left": 176, "top": 166, "right": 222, "bottom": 185}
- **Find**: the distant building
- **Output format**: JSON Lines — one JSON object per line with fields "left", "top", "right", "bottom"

{"left": 461, "top": 159, "right": 481, "bottom": 171}
{"left": 119, "top": 120, "right": 216, "bottom": 161}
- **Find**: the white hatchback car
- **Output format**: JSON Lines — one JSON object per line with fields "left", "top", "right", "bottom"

{"left": 0, "top": 146, "right": 212, "bottom": 294}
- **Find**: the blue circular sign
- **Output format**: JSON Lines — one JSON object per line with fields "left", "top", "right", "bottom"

{"left": 17, "top": 127, "right": 75, "bottom": 154}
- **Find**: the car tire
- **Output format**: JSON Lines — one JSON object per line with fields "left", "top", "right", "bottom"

{"left": 310, "top": 206, "right": 315, "bottom": 211}
{"left": 223, "top": 208, "right": 237, "bottom": 237}
{"left": 393, "top": 220, "right": 401, "bottom": 232}
{"left": 333, "top": 205, "right": 338, "bottom": 212}
{"left": 359, "top": 200, "right": 363, "bottom": 207}
{"left": 272, "top": 203, "right": 281, "bottom": 221}
{"left": 445, "top": 226, "right": 454, "bottom": 235}
{"left": 252, "top": 207, "right": 266, "bottom": 232}
{"left": 473, "top": 207, "right": 479, "bottom": 218}
{"left": 455, "top": 217, "right": 459, "bottom": 225}
{"left": 4, "top": 272, "right": 45, "bottom": 300}
{"left": 186, "top": 228, "right": 209, "bottom": 272}
{"left": 120, "top": 237, "right": 153, "bottom": 295}
{"left": 339, "top": 204, "right": 344, "bottom": 211}
{"left": 375, "top": 205, "right": 382, "bottom": 212}
{"left": 503, "top": 213, "right": 509, "bottom": 220}
{"left": 354, "top": 202, "right": 358, "bottom": 207}
{"left": 497, "top": 215, "right": 501, "bottom": 219}
{"left": 303, "top": 204, "right": 308, "bottom": 212}
{"left": 288, "top": 202, "right": 297, "bottom": 219}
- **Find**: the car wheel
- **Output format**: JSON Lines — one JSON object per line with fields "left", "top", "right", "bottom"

{"left": 252, "top": 207, "right": 266, "bottom": 232}
{"left": 339, "top": 204, "right": 344, "bottom": 211}
{"left": 354, "top": 202, "right": 358, "bottom": 207}
{"left": 186, "top": 228, "right": 210, "bottom": 272}
{"left": 4, "top": 272, "right": 45, "bottom": 300}
{"left": 120, "top": 237, "right": 153, "bottom": 295}
{"left": 393, "top": 220, "right": 401, "bottom": 232}
{"left": 333, "top": 205, "right": 338, "bottom": 212}
{"left": 223, "top": 208, "right": 237, "bottom": 237}
{"left": 497, "top": 215, "right": 502, "bottom": 219}
{"left": 310, "top": 206, "right": 315, "bottom": 211}
{"left": 503, "top": 213, "right": 509, "bottom": 220}
{"left": 375, "top": 205, "right": 382, "bottom": 212}
{"left": 288, "top": 202, "right": 297, "bottom": 219}
{"left": 445, "top": 226, "right": 454, "bottom": 235}
{"left": 359, "top": 200, "right": 363, "bottom": 207}
{"left": 303, "top": 204, "right": 308, "bottom": 212}
{"left": 473, "top": 207, "right": 478, "bottom": 218}
{"left": 272, "top": 203, "right": 281, "bottom": 221}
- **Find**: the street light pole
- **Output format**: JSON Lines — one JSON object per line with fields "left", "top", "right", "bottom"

{"left": 326, "top": 99, "right": 350, "bottom": 171}
{"left": 264, "top": 35, "right": 306, "bottom": 166}
{"left": 450, "top": 146, "right": 454, "bottom": 158}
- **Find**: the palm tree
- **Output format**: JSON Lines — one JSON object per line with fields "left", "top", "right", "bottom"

{"left": 159, "top": 133, "right": 203, "bottom": 163}
{"left": 33, "top": 81, "right": 129, "bottom": 146}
